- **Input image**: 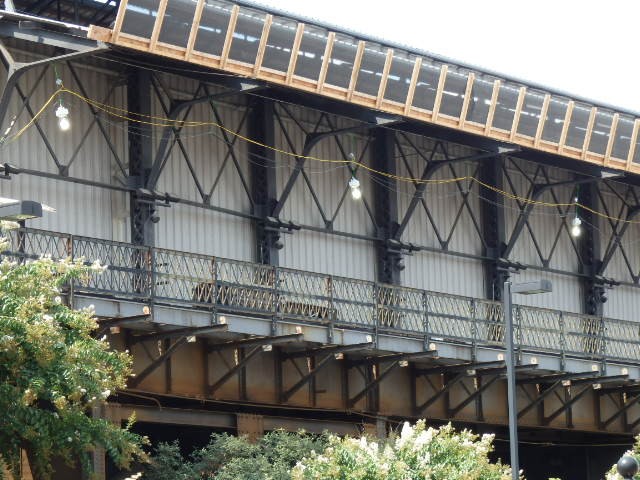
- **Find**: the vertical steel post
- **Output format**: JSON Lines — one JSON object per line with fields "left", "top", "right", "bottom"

{"left": 372, "top": 128, "right": 401, "bottom": 284}
{"left": 480, "top": 156, "right": 507, "bottom": 301}
{"left": 249, "top": 98, "right": 279, "bottom": 265}
{"left": 504, "top": 280, "right": 519, "bottom": 480}
{"left": 128, "top": 69, "right": 154, "bottom": 246}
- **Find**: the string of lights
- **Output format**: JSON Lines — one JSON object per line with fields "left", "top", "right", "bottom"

{"left": 5, "top": 85, "right": 640, "bottom": 227}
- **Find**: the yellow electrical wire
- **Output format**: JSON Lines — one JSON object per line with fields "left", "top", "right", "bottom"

{"left": 7, "top": 86, "right": 640, "bottom": 225}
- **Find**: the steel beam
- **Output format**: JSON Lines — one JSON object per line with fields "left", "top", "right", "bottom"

{"left": 128, "top": 70, "right": 154, "bottom": 246}
{"left": 271, "top": 118, "right": 395, "bottom": 219}
{"left": 283, "top": 342, "right": 374, "bottom": 360}
{"left": 95, "top": 314, "right": 151, "bottom": 336}
{"left": 448, "top": 374, "right": 501, "bottom": 417}
{"left": 207, "top": 333, "right": 304, "bottom": 352}
{"left": 517, "top": 371, "right": 597, "bottom": 385}
{"left": 503, "top": 176, "right": 602, "bottom": 259}
{"left": 578, "top": 182, "right": 604, "bottom": 315}
{"left": 208, "top": 345, "right": 264, "bottom": 395}
{"left": 130, "top": 324, "right": 228, "bottom": 344}
{"left": 348, "top": 361, "right": 400, "bottom": 408}
{"left": 479, "top": 156, "right": 508, "bottom": 300}
{"left": 415, "top": 370, "right": 468, "bottom": 415}
{"left": 0, "top": 22, "right": 97, "bottom": 50}
{"left": 146, "top": 80, "right": 263, "bottom": 191}
{"left": 281, "top": 352, "right": 336, "bottom": 403}
{"left": 415, "top": 360, "right": 504, "bottom": 376}
{"left": 543, "top": 385, "right": 593, "bottom": 425}
{"left": 347, "top": 350, "right": 437, "bottom": 367}
{"left": 249, "top": 97, "right": 280, "bottom": 265}
{"left": 518, "top": 380, "right": 564, "bottom": 418}
{"left": 128, "top": 337, "right": 189, "bottom": 388}
{"left": 600, "top": 392, "right": 640, "bottom": 429}
{"left": 0, "top": 38, "right": 106, "bottom": 139}
{"left": 394, "top": 149, "right": 505, "bottom": 241}
{"left": 372, "top": 128, "right": 400, "bottom": 284}
{"left": 599, "top": 206, "right": 640, "bottom": 275}
{"left": 281, "top": 343, "right": 374, "bottom": 402}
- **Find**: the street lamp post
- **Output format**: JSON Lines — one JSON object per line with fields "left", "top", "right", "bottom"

{"left": 0, "top": 200, "right": 45, "bottom": 260}
{"left": 617, "top": 455, "right": 639, "bottom": 480}
{"left": 504, "top": 279, "right": 552, "bottom": 480}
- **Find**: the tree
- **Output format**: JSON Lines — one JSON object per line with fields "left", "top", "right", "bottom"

{"left": 292, "top": 421, "right": 512, "bottom": 480}
{"left": 0, "top": 237, "right": 147, "bottom": 479}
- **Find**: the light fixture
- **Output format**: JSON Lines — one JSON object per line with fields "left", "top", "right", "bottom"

{"left": 571, "top": 216, "right": 582, "bottom": 238}
{"left": 55, "top": 104, "right": 70, "bottom": 131}
{"left": 0, "top": 200, "right": 43, "bottom": 221}
{"left": 349, "top": 176, "right": 362, "bottom": 200}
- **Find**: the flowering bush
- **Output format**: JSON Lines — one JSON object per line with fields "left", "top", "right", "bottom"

{"left": 292, "top": 421, "right": 512, "bottom": 480}
{"left": 0, "top": 240, "right": 147, "bottom": 480}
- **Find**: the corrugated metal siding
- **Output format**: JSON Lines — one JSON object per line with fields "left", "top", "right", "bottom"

{"left": 0, "top": 53, "right": 128, "bottom": 240}
{"left": 402, "top": 250, "right": 485, "bottom": 298}
{"left": 274, "top": 105, "right": 377, "bottom": 279}
{"left": 281, "top": 230, "right": 375, "bottom": 280}
{"left": 605, "top": 286, "right": 640, "bottom": 320}
{"left": 151, "top": 73, "right": 254, "bottom": 259}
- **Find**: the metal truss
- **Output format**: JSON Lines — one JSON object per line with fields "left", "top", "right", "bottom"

{"left": 346, "top": 351, "right": 437, "bottom": 409}
{"left": 206, "top": 334, "right": 304, "bottom": 397}
{"left": 3, "top": 28, "right": 640, "bottom": 308}
{"left": 277, "top": 342, "right": 375, "bottom": 404}
{"left": 127, "top": 324, "right": 229, "bottom": 389}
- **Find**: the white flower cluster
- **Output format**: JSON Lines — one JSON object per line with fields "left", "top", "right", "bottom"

{"left": 292, "top": 420, "right": 511, "bottom": 480}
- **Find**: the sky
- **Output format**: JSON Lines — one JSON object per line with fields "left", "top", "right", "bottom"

{"left": 251, "top": 0, "right": 639, "bottom": 113}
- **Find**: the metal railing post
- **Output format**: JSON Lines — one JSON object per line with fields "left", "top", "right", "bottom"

{"left": 211, "top": 257, "right": 218, "bottom": 322}
{"left": 470, "top": 298, "right": 477, "bottom": 360}
{"left": 271, "top": 266, "right": 279, "bottom": 336}
{"left": 149, "top": 247, "right": 156, "bottom": 302}
{"left": 68, "top": 234, "right": 75, "bottom": 307}
{"left": 559, "top": 310, "right": 566, "bottom": 370}
{"left": 327, "top": 275, "right": 334, "bottom": 343}
{"left": 422, "top": 291, "right": 430, "bottom": 350}
{"left": 600, "top": 316, "right": 607, "bottom": 374}
{"left": 373, "top": 283, "right": 379, "bottom": 346}
{"left": 514, "top": 305, "right": 522, "bottom": 363}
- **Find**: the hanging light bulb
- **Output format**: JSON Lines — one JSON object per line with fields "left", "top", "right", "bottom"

{"left": 571, "top": 216, "right": 582, "bottom": 237}
{"left": 58, "top": 116, "right": 70, "bottom": 131}
{"left": 349, "top": 176, "right": 362, "bottom": 200}
{"left": 55, "top": 104, "right": 70, "bottom": 131}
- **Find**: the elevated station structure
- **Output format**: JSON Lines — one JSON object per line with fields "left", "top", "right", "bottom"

{"left": 2, "top": 1, "right": 640, "bottom": 478}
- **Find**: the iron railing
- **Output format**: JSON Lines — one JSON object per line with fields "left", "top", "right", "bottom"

{"left": 4, "top": 228, "right": 640, "bottom": 364}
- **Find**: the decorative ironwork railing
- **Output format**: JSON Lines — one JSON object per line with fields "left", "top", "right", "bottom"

{"left": 87, "top": 0, "right": 640, "bottom": 175}
{"left": 5, "top": 228, "right": 640, "bottom": 364}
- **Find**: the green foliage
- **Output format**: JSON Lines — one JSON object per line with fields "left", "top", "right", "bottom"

{"left": 146, "top": 423, "right": 512, "bottom": 480}
{"left": 144, "top": 430, "right": 330, "bottom": 480}
{"left": 292, "top": 421, "right": 512, "bottom": 480}
{"left": 0, "top": 248, "right": 147, "bottom": 479}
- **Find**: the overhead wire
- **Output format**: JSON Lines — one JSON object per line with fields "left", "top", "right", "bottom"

{"left": 5, "top": 85, "right": 640, "bottom": 225}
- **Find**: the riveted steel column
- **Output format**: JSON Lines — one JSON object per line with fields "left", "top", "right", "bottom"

{"left": 480, "top": 156, "right": 507, "bottom": 300}
{"left": 128, "top": 70, "right": 154, "bottom": 246}
{"left": 578, "top": 183, "right": 604, "bottom": 315}
{"left": 249, "top": 98, "right": 279, "bottom": 265}
{"left": 372, "top": 128, "right": 401, "bottom": 284}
